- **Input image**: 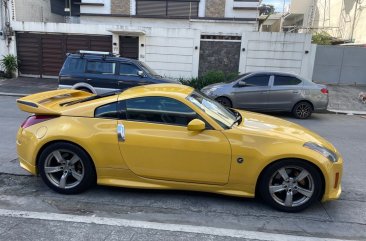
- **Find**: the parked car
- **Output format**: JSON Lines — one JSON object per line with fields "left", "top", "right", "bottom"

{"left": 16, "top": 84, "right": 343, "bottom": 212}
{"left": 59, "top": 50, "right": 178, "bottom": 94}
{"left": 201, "top": 72, "right": 329, "bottom": 119}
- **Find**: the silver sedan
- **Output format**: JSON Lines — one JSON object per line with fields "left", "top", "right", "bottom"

{"left": 201, "top": 72, "right": 329, "bottom": 119}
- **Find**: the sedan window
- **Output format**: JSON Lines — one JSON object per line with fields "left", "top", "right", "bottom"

{"left": 125, "top": 96, "right": 197, "bottom": 126}
{"left": 274, "top": 75, "right": 302, "bottom": 86}
{"left": 242, "top": 75, "right": 270, "bottom": 86}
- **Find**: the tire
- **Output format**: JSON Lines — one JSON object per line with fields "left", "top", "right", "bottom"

{"left": 216, "top": 97, "right": 232, "bottom": 108}
{"left": 292, "top": 101, "right": 313, "bottom": 119}
{"left": 259, "top": 159, "right": 323, "bottom": 212}
{"left": 77, "top": 87, "right": 93, "bottom": 94}
{"left": 38, "top": 142, "right": 96, "bottom": 194}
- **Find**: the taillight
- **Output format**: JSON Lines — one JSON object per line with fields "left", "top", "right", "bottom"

{"left": 21, "top": 115, "right": 57, "bottom": 129}
{"left": 321, "top": 88, "right": 329, "bottom": 94}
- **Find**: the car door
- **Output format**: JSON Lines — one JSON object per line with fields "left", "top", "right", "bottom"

{"left": 84, "top": 60, "right": 118, "bottom": 90}
{"left": 117, "top": 62, "right": 153, "bottom": 90}
{"left": 116, "top": 96, "right": 232, "bottom": 185}
{"left": 231, "top": 74, "right": 272, "bottom": 110}
{"left": 268, "top": 75, "right": 303, "bottom": 111}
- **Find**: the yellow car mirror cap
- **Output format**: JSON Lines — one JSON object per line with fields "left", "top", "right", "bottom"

{"left": 187, "top": 119, "right": 205, "bottom": 131}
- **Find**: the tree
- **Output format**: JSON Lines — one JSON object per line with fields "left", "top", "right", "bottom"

{"left": 312, "top": 32, "right": 333, "bottom": 45}
{"left": 259, "top": 4, "right": 275, "bottom": 16}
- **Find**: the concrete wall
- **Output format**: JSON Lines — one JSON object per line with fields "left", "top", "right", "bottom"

{"left": 239, "top": 32, "right": 315, "bottom": 80}
{"left": 13, "top": 0, "right": 64, "bottom": 23}
{"left": 205, "top": 0, "right": 226, "bottom": 18}
{"left": 313, "top": 45, "right": 366, "bottom": 85}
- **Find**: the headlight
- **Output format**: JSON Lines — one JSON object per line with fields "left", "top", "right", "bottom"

{"left": 201, "top": 87, "right": 217, "bottom": 96}
{"left": 303, "top": 142, "right": 338, "bottom": 162}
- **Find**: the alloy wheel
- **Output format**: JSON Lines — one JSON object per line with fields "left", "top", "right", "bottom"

{"left": 44, "top": 149, "right": 85, "bottom": 189}
{"left": 295, "top": 103, "right": 312, "bottom": 119}
{"left": 268, "top": 166, "right": 314, "bottom": 207}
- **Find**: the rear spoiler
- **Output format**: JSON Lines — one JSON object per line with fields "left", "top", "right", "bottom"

{"left": 16, "top": 89, "right": 93, "bottom": 115}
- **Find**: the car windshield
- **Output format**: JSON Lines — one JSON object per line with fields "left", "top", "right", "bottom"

{"left": 186, "top": 91, "right": 237, "bottom": 129}
{"left": 139, "top": 61, "right": 160, "bottom": 77}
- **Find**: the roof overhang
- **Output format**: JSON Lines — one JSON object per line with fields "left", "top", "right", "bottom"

{"left": 107, "top": 29, "right": 146, "bottom": 36}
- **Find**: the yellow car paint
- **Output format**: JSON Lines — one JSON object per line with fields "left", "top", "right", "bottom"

{"left": 16, "top": 84, "right": 343, "bottom": 202}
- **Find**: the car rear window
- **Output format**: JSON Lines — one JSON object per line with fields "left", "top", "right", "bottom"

{"left": 60, "top": 57, "right": 86, "bottom": 74}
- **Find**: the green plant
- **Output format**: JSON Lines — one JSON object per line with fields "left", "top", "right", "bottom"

{"left": 312, "top": 32, "right": 333, "bottom": 45}
{"left": 1, "top": 54, "right": 19, "bottom": 78}
{"left": 179, "top": 71, "right": 238, "bottom": 90}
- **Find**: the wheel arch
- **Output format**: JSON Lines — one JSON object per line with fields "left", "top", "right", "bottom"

{"left": 72, "top": 82, "right": 97, "bottom": 94}
{"left": 254, "top": 158, "right": 326, "bottom": 200}
{"left": 35, "top": 140, "right": 97, "bottom": 180}
{"left": 215, "top": 96, "right": 233, "bottom": 107}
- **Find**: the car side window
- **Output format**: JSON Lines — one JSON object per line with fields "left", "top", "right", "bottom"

{"left": 61, "top": 57, "right": 86, "bottom": 74}
{"left": 119, "top": 63, "right": 141, "bottom": 76}
{"left": 125, "top": 96, "right": 198, "bottom": 126}
{"left": 86, "top": 61, "right": 116, "bottom": 75}
{"left": 274, "top": 75, "right": 302, "bottom": 86}
{"left": 95, "top": 102, "right": 118, "bottom": 119}
{"left": 242, "top": 75, "right": 270, "bottom": 86}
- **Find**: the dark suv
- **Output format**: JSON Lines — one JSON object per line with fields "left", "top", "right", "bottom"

{"left": 59, "top": 51, "right": 178, "bottom": 94}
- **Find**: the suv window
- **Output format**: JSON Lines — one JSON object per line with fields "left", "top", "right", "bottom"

{"left": 86, "top": 61, "right": 116, "bottom": 75}
{"left": 95, "top": 102, "right": 118, "bottom": 119}
{"left": 125, "top": 96, "right": 197, "bottom": 126}
{"left": 242, "top": 75, "right": 270, "bottom": 86}
{"left": 119, "top": 63, "right": 140, "bottom": 76}
{"left": 61, "top": 57, "right": 86, "bottom": 74}
{"left": 274, "top": 75, "right": 302, "bottom": 86}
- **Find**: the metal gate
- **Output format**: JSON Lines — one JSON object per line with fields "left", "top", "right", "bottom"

{"left": 16, "top": 32, "right": 112, "bottom": 77}
{"left": 119, "top": 36, "right": 139, "bottom": 59}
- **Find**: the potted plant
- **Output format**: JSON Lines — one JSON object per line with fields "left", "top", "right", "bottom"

{"left": 1, "top": 54, "right": 19, "bottom": 78}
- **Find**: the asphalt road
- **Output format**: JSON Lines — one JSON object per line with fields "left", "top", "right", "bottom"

{"left": 0, "top": 95, "right": 365, "bottom": 241}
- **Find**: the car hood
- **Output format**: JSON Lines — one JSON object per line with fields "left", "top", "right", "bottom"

{"left": 202, "top": 82, "right": 228, "bottom": 90}
{"left": 234, "top": 110, "right": 336, "bottom": 151}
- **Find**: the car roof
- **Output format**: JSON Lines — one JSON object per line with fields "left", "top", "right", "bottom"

{"left": 247, "top": 71, "right": 299, "bottom": 77}
{"left": 67, "top": 53, "right": 140, "bottom": 64}
{"left": 119, "top": 84, "right": 194, "bottom": 100}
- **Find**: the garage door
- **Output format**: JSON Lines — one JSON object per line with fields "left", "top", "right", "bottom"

{"left": 16, "top": 32, "right": 112, "bottom": 77}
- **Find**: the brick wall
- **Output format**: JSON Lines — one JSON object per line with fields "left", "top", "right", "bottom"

{"left": 205, "top": 0, "right": 226, "bottom": 18}
{"left": 111, "top": 0, "right": 130, "bottom": 15}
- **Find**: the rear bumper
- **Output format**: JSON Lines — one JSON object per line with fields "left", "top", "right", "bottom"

{"left": 16, "top": 127, "right": 38, "bottom": 175}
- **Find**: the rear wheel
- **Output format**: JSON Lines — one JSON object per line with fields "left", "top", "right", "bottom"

{"left": 38, "top": 142, "right": 96, "bottom": 194}
{"left": 216, "top": 97, "right": 232, "bottom": 108}
{"left": 259, "top": 159, "right": 323, "bottom": 212}
{"left": 292, "top": 101, "right": 313, "bottom": 119}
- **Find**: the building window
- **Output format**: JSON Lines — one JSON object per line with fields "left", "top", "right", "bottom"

{"left": 136, "top": 0, "right": 199, "bottom": 18}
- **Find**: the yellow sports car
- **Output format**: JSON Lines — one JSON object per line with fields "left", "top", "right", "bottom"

{"left": 16, "top": 84, "right": 343, "bottom": 212}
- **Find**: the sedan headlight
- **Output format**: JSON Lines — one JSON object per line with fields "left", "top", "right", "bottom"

{"left": 303, "top": 142, "right": 338, "bottom": 162}
{"left": 201, "top": 87, "right": 217, "bottom": 96}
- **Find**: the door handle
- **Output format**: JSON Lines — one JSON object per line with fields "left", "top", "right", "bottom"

{"left": 86, "top": 78, "right": 92, "bottom": 81}
{"left": 117, "top": 123, "right": 125, "bottom": 142}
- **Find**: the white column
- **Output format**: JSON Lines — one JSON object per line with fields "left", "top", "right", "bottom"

{"left": 131, "top": 0, "right": 136, "bottom": 15}
{"left": 198, "top": 0, "right": 206, "bottom": 17}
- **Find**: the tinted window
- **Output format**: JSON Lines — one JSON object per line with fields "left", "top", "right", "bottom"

{"left": 95, "top": 102, "right": 118, "bottom": 119}
{"left": 86, "top": 61, "right": 116, "bottom": 75}
{"left": 243, "top": 75, "right": 270, "bottom": 86}
{"left": 274, "top": 75, "right": 302, "bottom": 86}
{"left": 119, "top": 63, "right": 140, "bottom": 76}
{"left": 61, "top": 57, "right": 86, "bottom": 74}
{"left": 126, "top": 97, "right": 197, "bottom": 126}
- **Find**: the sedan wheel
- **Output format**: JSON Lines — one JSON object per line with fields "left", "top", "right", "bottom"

{"left": 38, "top": 142, "right": 95, "bottom": 194}
{"left": 259, "top": 160, "right": 322, "bottom": 212}
{"left": 216, "top": 97, "right": 232, "bottom": 108}
{"left": 293, "top": 101, "right": 313, "bottom": 119}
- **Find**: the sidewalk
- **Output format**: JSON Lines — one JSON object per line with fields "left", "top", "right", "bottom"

{"left": 1, "top": 77, "right": 366, "bottom": 114}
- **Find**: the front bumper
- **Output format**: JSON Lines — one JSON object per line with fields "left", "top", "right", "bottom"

{"left": 322, "top": 156, "right": 343, "bottom": 201}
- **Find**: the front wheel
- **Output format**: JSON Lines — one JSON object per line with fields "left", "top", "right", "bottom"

{"left": 38, "top": 142, "right": 96, "bottom": 194}
{"left": 259, "top": 160, "right": 323, "bottom": 212}
{"left": 216, "top": 97, "right": 232, "bottom": 108}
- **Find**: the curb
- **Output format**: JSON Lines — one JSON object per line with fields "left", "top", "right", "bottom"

{"left": 328, "top": 109, "right": 366, "bottom": 115}
{"left": 0, "top": 92, "right": 28, "bottom": 97}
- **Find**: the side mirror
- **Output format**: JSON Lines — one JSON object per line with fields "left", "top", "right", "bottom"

{"left": 187, "top": 119, "right": 205, "bottom": 132}
{"left": 237, "top": 80, "right": 247, "bottom": 86}
{"left": 137, "top": 70, "right": 144, "bottom": 77}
